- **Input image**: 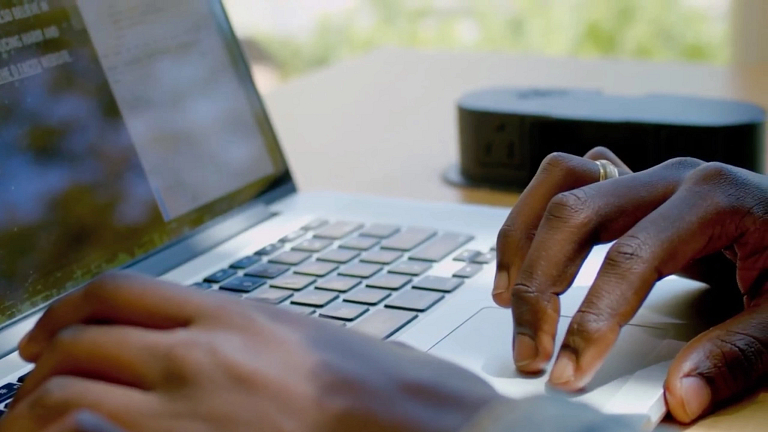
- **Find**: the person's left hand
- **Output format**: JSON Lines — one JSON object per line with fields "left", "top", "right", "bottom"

{"left": 2, "top": 273, "right": 501, "bottom": 432}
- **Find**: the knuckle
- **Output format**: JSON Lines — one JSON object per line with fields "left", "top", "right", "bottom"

{"left": 685, "top": 162, "right": 743, "bottom": 194}
{"left": 569, "top": 310, "right": 611, "bottom": 339}
{"left": 160, "top": 331, "right": 213, "bottom": 385}
{"left": 705, "top": 331, "right": 768, "bottom": 385}
{"left": 605, "top": 236, "right": 652, "bottom": 269}
{"left": 545, "top": 189, "right": 595, "bottom": 228}
{"left": 511, "top": 282, "right": 551, "bottom": 313}
{"left": 540, "top": 152, "right": 573, "bottom": 172}
{"left": 659, "top": 157, "right": 705, "bottom": 173}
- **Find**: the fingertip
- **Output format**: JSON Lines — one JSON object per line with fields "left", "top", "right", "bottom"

{"left": 18, "top": 333, "right": 41, "bottom": 363}
{"left": 513, "top": 334, "right": 538, "bottom": 368}
{"left": 666, "top": 376, "right": 712, "bottom": 424}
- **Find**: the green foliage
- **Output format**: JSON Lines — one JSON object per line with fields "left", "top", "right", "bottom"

{"left": 251, "top": 0, "right": 729, "bottom": 79}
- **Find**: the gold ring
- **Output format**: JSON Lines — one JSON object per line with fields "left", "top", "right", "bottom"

{"left": 595, "top": 160, "right": 620, "bottom": 182}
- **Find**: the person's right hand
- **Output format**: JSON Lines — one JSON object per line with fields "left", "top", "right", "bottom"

{"left": 493, "top": 148, "right": 768, "bottom": 424}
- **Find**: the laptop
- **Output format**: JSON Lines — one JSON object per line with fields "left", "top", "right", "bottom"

{"left": 0, "top": 0, "right": 711, "bottom": 429}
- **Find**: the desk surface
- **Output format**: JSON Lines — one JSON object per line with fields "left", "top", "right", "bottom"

{"left": 262, "top": 48, "right": 768, "bottom": 431}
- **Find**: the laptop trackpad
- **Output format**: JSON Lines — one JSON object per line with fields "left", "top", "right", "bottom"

{"left": 428, "top": 307, "right": 684, "bottom": 412}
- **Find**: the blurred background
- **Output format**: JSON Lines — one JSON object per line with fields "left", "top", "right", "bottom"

{"left": 219, "top": 0, "right": 765, "bottom": 95}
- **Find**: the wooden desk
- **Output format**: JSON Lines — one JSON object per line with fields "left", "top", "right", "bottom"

{"left": 262, "top": 48, "right": 768, "bottom": 431}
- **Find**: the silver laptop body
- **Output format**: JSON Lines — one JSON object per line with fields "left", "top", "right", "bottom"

{"left": 0, "top": 1, "right": 708, "bottom": 429}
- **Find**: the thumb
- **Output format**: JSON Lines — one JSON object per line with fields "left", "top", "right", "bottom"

{"left": 44, "top": 411, "right": 126, "bottom": 432}
{"left": 665, "top": 304, "right": 768, "bottom": 424}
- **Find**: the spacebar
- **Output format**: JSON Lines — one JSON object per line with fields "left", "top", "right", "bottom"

{"left": 409, "top": 233, "right": 474, "bottom": 262}
{"left": 352, "top": 309, "right": 418, "bottom": 340}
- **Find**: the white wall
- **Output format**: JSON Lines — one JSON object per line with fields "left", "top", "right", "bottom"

{"left": 732, "top": 0, "right": 768, "bottom": 64}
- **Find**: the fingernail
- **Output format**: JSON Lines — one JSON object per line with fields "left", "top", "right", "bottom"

{"left": 514, "top": 334, "right": 538, "bottom": 367}
{"left": 493, "top": 270, "right": 509, "bottom": 296}
{"left": 680, "top": 376, "right": 712, "bottom": 420}
{"left": 550, "top": 355, "right": 576, "bottom": 385}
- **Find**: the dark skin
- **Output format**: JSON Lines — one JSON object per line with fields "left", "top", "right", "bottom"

{"left": 493, "top": 148, "right": 768, "bottom": 424}
{"left": 2, "top": 274, "right": 501, "bottom": 432}
{"left": 2, "top": 150, "right": 766, "bottom": 430}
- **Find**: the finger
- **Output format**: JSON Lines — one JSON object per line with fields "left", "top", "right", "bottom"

{"left": 43, "top": 411, "right": 127, "bottom": 432}
{"left": 2, "top": 376, "right": 157, "bottom": 432}
{"left": 494, "top": 152, "right": 630, "bottom": 307}
{"left": 583, "top": 146, "right": 631, "bottom": 171}
{"left": 666, "top": 303, "right": 768, "bottom": 424}
{"left": 511, "top": 158, "right": 703, "bottom": 372}
{"left": 549, "top": 172, "right": 749, "bottom": 391}
{"left": 14, "top": 325, "right": 171, "bottom": 406}
{"left": 20, "top": 273, "right": 213, "bottom": 362}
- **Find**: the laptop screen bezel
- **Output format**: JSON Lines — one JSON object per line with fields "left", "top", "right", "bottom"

{"left": 0, "top": 0, "right": 298, "bottom": 354}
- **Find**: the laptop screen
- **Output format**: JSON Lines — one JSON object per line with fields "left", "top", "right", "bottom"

{"left": 0, "top": 0, "right": 287, "bottom": 328}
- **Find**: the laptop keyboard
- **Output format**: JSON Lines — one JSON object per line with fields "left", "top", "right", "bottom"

{"left": 0, "top": 371, "right": 29, "bottom": 418}
{"left": 0, "top": 222, "right": 495, "bottom": 419}
{"left": 194, "top": 219, "right": 497, "bottom": 340}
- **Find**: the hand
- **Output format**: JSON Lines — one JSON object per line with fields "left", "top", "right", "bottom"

{"left": 3, "top": 274, "right": 501, "bottom": 432}
{"left": 493, "top": 148, "right": 768, "bottom": 423}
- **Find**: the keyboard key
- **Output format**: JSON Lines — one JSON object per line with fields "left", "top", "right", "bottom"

{"left": 366, "top": 274, "right": 411, "bottom": 290}
{"left": 255, "top": 243, "right": 282, "bottom": 256}
{"left": 281, "top": 304, "right": 316, "bottom": 316}
{"left": 294, "top": 261, "right": 339, "bottom": 277}
{"left": 204, "top": 269, "right": 237, "bottom": 284}
{"left": 269, "top": 251, "right": 312, "bottom": 266}
{"left": 413, "top": 276, "right": 464, "bottom": 293}
{"left": 360, "top": 250, "right": 403, "bottom": 265}
{"left": 381, "top": 228, "right": 437, "bottom": 251}
{"left": 345, "top": 288, "right": 391, "bottom": 306}
{"left": 302, "top": 219, "right": 329, "bottom": 231}
{"left": 353, "top": 309, "right": 418, "bottom": 340}
{"left": 454, "top": 250, "right": 482, "bottom": 262}
{"left": 293, "top": 238, "right": 334, "bottom": 253}
{"left": 245, "top": 263, "right": 290, "bottom": 279}
{"left": 339, "top": 263, "right": 383, "bottom": 278}
{"left": 340, "top": 236, "right": 380, "bottom": 251}
{"left": 16, "top": 372, "right": 30, "bottom": 384}
{"left": 316, "top": 276, "right": 361, "bottom": 293}
{"left": 319, "top": 317, "right": 347, "bottom": 327}
{"left": 291, "top": 290, "right": 339, "bottom": 308}
{"left": 320, "top": 303, "right": 370, "bottom": 322}
{"left": 0, "top": 383, "right": 21, "bottom": 404}
{"left": 453, "top": 264, "right": 483, "bottom": 279}
{"left": 410, "top": 233, "right": 474, "bottom": 262}
{"left": 472, "top": 252, "right": 496, "bottom": 264}
{"left": 360, "top": 224, "right": 401, "bottom": 238}
{"left": 386, "top": 290, "right": 444, "bottom": 312}
{"left": 191, "top": 282, "right": 213, "bottom": 290}
{"left": 389, "top": 261, "right": 431, "bottom": 276}
{"left": 230, "top": 255, "right": 262, "bottom": 269}
{"left": 315, "top": 221, "right": 364, "bottom": 239}
{"left": 246, "top": 288, "right": 293, "bottom": 305}
{"left": 317, "top": 249, "right": 360, "bottom": 264}
{"left": 281, "top": 230, "right": 308, "bottom": 243}
{"left": 270, "top": 274, "right": 316, "bottom": 291}
{"left": 220, "top": 276, "right": 267, "bottom": 293}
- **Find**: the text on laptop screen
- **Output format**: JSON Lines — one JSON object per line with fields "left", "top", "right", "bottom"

{"left": 0, "top": 0, "right": 286, "bottom": 327}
